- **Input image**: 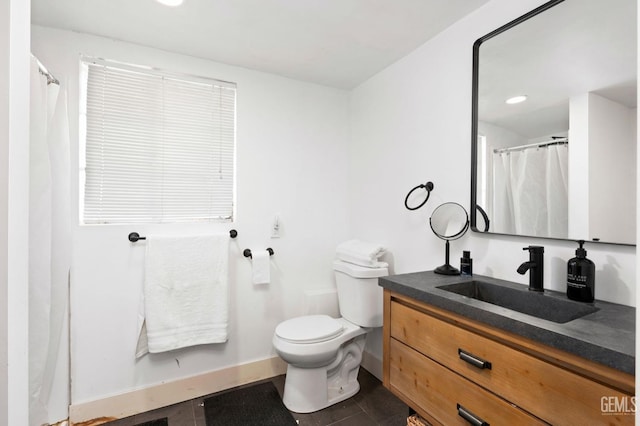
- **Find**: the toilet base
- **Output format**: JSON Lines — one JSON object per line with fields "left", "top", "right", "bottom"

{"left": 282, "top": 336, "right": 365, "bottom": 413}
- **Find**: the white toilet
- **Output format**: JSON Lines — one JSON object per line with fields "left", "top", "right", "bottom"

{"left": 272, "top": 259, "right": 388, "bottom": 413}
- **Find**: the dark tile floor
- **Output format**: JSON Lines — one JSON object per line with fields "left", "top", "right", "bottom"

{"left": 105, "top": 368, "right": 409, "bottom": 426}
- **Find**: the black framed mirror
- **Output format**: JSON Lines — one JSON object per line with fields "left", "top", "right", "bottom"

{"left": 471, "top": 0, "right": 637, "bottom": 246}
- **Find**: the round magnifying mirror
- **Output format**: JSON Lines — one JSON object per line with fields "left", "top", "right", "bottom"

{"left": 430, "top": 202, "right": 469, "bottom": 275}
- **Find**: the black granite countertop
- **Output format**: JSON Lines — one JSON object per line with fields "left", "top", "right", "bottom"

{"left": 379, "top": 271, "right": 635, "bottom": 375}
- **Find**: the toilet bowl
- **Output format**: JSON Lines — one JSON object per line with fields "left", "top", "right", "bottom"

{"left": 272, "top": 260, "right": 388, "bottom": 413}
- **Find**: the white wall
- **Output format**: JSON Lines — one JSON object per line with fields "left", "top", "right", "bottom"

{"left": 32, "top": 25, "right": 351, "bottom": 406}
{"left": 0, "top": 2, "right": 11, "bottom": 421}
{"left": 349, "top": 0, "right": 636, "bottom": 364}
{"left": 588, "top": 94, "right": 636, "bottom": 244}
{"left": 478, "top": 120, "right": 528, "bottom": 151}
{"left": 1, "top": 1, "right": 30, "bottom": 424}
{"left": 569, "top": 93, "right": 590, "bottom": 238}
{"left": 570, "top": 92, "right": 636, "bottom": 244}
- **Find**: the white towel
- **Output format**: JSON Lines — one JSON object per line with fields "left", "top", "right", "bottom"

{"left": 252, "top": 249, "right": 271, "bottom": 285}
{"left": 136, "top": 234, "right": 229, "bottom": 358}
{"left": 336, "top": 239, "right": 386, "bottom": 267}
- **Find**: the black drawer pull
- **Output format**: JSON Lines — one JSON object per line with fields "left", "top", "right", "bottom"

{"left": 457, "top": 403, "right": 489, "bottom": 426}
{"left": 458, "top": 349, "right": 492, "bottom": 370}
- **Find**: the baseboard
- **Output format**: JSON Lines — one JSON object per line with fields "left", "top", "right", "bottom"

{"left": 69, "top": 356, "right": 288, "bottom": 424}
{"left": 361, "top": 350, "right": 383, "bottom": 381}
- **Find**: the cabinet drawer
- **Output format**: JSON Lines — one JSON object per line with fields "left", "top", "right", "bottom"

{"left": 390, "top": 300, "right": 634, "bottom": 425}
{"left": 389, "top": 338, "right": 545, "bottom": 426}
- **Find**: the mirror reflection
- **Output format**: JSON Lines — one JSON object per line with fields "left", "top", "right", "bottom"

{"left": 471, "top": 0, "right": 637, "bottom": 245}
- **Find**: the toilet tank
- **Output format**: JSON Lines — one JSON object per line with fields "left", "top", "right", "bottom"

{"left": 333, "top": 260, "right": 388, "bottom": 327}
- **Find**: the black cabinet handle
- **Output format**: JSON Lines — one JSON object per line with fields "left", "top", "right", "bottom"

{"left": 457, "top": 404, "right": 489, "bottom": 426}
{"left": 458, "top": 349, "right": 492, "bottom": 370}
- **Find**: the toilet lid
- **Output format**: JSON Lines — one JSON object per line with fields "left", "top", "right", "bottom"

{"left": 275, "top": 315, "right": 344, "bottom": 344}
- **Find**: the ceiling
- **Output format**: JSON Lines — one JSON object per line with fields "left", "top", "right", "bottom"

{"left": 31, "top": 0, "right": 489, "bottom": 89}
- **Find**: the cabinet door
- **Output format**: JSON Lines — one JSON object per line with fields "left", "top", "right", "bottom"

{"left": 389, "top": 339, "right": 546, "bottom": 426}
{"left": 390, "top": 301, "right": 635, "bottom": 425}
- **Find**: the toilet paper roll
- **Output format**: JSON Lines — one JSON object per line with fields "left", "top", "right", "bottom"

{"left": 252, "top": 249, "right": 270, "bottom": 285}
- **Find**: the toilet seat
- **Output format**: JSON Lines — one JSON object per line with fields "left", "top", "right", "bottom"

{"left": 275, "top": 315, "right": 344, "bottom": 344}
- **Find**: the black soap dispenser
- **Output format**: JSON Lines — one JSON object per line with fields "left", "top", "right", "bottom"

{"left": 567, "top": 240, "right": 595, "bottom": 302}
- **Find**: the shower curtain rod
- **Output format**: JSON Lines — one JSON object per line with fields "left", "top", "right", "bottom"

{"left": 494, "top": 137, "right": 568, "bottom": 154}
{"left": 32, "top": 54, "right": 59, "bottom": 86}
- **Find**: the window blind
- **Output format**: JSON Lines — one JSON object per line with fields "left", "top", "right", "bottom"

{"left": 81, "top": 60, "right": 236, "bottom": 224}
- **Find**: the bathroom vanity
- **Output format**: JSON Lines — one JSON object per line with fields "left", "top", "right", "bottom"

{"left": 380, "top": 272, "right": 635, "bottom": 425}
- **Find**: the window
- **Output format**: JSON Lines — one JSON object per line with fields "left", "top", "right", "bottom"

{"left": 80, "top": 58, "right": 236, "bottom": 224}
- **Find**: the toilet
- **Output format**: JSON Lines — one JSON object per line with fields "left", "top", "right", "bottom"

{"left": 272, "top": 259, "right": 388, "bottom": 413}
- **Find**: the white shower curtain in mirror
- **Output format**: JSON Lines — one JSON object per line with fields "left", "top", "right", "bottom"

{"left": 493, "top": 144, "right": 568, "bottom": 238}
{"left": 29, "top": 56, "right": 71, "bottom": 425}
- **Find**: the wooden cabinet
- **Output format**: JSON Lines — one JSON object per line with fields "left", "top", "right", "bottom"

{"left": 383, "top": 290, "right": 635, "bottom": 426}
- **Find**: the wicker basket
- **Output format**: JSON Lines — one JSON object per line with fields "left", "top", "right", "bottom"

{"left": 407, "top": 414, "right": 430, "bottom": 426}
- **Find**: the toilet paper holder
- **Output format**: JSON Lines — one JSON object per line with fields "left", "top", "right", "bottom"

{"left": 243, "top": 248, "right": 274, "bottom": 258}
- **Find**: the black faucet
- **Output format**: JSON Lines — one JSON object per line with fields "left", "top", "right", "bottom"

{"left": 517, "top": 246, "right": 544, "bottom": 292}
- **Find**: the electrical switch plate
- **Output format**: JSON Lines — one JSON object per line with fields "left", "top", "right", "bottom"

{"left": 271, "top": 215, "right": 280, "bottom": 238}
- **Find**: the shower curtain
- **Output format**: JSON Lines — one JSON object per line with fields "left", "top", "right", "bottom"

{"left": 29, "top": 56, "right": 71, "bottom": 425}
{"left": 493, "top": 144, "right": 568, "bottom": 238}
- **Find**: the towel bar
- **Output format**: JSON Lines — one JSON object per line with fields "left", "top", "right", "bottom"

{"left": 243, "top": 248, "right": 274, "bottom": 258}
{"left": 128, "top": 229, "right": 238, "bottom": 242}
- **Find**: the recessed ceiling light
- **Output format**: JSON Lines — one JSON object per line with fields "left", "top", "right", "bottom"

{"left": 156, "top": 0, "right": 184, "bottom": 6}
{"left": 505, "top": 95, "right": 527, "bottom": 104}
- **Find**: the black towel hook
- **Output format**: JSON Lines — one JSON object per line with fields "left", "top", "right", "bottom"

{"left": 128, "top": 232, "right": 146, "bottom": 242}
